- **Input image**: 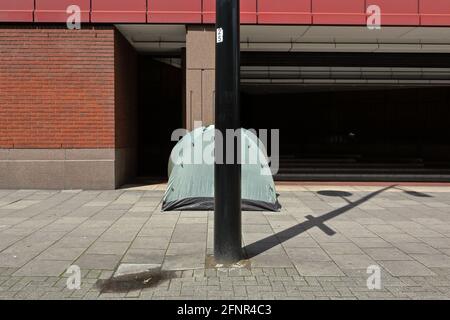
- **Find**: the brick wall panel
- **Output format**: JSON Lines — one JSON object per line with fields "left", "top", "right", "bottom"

{"left": 0, "top": 27, "right": 116, "bottom": 149}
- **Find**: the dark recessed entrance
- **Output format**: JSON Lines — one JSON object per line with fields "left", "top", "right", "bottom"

{"left": 241, "top": 52, "right": 450, "bottom": 182}
{"left": 137, "top": 56, "right": 183, "bottom": 180}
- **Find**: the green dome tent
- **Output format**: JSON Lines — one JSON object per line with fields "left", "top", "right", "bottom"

{"left": 162, "top": 125, "right": 281, "bottom": 211}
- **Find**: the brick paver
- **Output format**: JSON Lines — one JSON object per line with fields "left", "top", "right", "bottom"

{"left": 1, "top": 185, "right": 450, "bottom": 299}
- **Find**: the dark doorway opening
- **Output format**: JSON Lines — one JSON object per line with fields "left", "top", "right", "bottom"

{"left": 241, "top": 85, "right": 450, "bottom": 182}
{"left": 137, "top": 56, "right": 183, "bottom": 180}
{"left": 240, "top": 51, "right": 450, "bottom": 182}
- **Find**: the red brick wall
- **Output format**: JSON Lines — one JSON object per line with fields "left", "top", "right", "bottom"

{"left": 0, "top": 26, "right": 116, "bottom": 148}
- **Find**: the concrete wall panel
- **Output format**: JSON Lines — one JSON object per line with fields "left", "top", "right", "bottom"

{"left": 0, "top": 149, "right": 116, "bottom": 190}
{"left": 185, "top": 26, "right": 216, "bottom": 130}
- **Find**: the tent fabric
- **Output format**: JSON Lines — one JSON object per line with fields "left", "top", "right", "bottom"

{"left": 162, "top": 125, "right": 281, "bottom": 212}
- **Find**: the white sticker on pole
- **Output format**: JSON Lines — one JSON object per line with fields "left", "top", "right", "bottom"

{"left": 217, "top": 28, "right": 224, "bottom": 43}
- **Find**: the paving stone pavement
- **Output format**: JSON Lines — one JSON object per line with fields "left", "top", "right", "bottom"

{"left": 1, "top": 184, "right": 450, "bottom": 299}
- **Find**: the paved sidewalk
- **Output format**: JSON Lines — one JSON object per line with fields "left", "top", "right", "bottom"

{"left": 1, "top": 184, "right": 450, "bottom": 299}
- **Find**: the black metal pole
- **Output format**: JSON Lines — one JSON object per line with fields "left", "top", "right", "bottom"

{"left": 214, "top": 0, "right": 242, "bottom": 263}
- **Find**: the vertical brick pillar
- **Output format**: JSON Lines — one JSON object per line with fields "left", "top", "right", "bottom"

{"left": 185, "top": 25, "right": 216, "bottom": 130}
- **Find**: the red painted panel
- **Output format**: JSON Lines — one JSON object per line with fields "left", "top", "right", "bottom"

{"left": 91, "top": 0, "right": 146, "bottom": 23}
{"left": 258, "top": 0, "right": 311, "bottom": 24}
{"left": 0, "top": 0, "right": 437, "bottom": 26}
{"left": 0, "top": 0, "right": 34, "bottom": 22}
{"left": 203, "top": 0, "right": 257, "bottom": 24}
{"left": 313, "top": 0, "right": 366, "bottom": 24}
{"left": 369, "top": 0, "right": 419, "bottom": 25}
{"left": 148, "top": 0, "right": 201, "bottom": 23}
{"left": 420, "top": 0, "right": 450, "bottom": 26}
{"left": 35, "top": 0, "right": 90, "bottom": 23}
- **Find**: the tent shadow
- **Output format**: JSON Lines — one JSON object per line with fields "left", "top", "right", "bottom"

{"left": 243, "top": 185, "right": 396, "bottom": 259}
